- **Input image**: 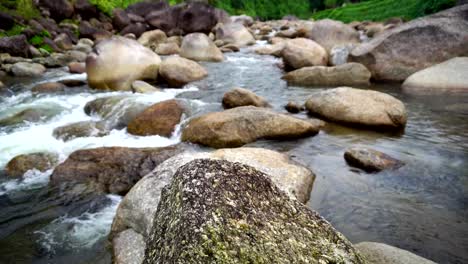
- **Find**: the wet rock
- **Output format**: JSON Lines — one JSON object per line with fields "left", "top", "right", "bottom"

{"left": 180, "top": 33, "right": 223, "bottom": 62}
{"left": 113, "top": 8, "right": 131, "bottom": 31}
{"left": 285, "top": 101, "right": 304, "bottom": 113}
{"left": 11, "top": 62, "right": 46, "bottom": 77}
{"left": 120, "top": 23, "right": 148, "bottom": 39}
{"left": 182, "top": 106, "right": 319, "bottom": 148}
{"left": 282, "top": 38, "right": 328, "bottom": 70}
{"left": 0, "top": 35, "right": 29, "bottom": 57}
{"left": 283, "top": 63, "right": 371, "bottom": 87}
{"left": 0, "top": 107, "right": 63, "bottom": 127}
{"left": 68, "top": 62, "right": 86, "bottom": 74}
{"left": 159, "top": 57, "right": 208, "bottom": 88}
{"left": 131, "top": 80, "right": 160, "bottom": 94}
{"left": 215, "top": 22, "right": 255, "bottom": 47}
{"left": 305, "top": 19, "right": 360, "bottom": 52}
{"left": 402, "top": 57, "right": 468, "bottom": 94}
{"left": 127, "top": 99, "right": 185, "bottom": 137}
{"left": 154, "top": 42, "right": 180, "bottom": 55}
{"left": 355, "top": 242, "right": 436, "bottom": 264}
{"left": 111, "top": 147, "right": 315, "bottom": 242}
{"left": 53, "top": 121, "right": 109, "bottom": 141}
{"left": 74, "top": 0, "right": 98, "bottom": 20}
{"left": 31, "top": 82, "right": 66, "bottom": 93}
{"left": 86, "top": 36, "right": 161, "bottom": 91}
{"left": 58, "top": 79, "right": 86, "bottom": 87}
{"left": 349, "top": 5, "right": 468, "bottom": 81}
{"left": 50, "top": 145, "right": 185, "bottom": 194}
{"left": 38, "top": 0, "right": 74, "bottom": 21}
{"left": 112, "top": 229, "right": 145, "bottom": 264}
{"left": 344, "top": 147, "right": 404, "bottom": 172}
{"left": 222, "top": 87, "right": 270, "bottom": 109}
{"left": 231, "top": 15, "right": 253, "bottom": 26}
{"left": 305, "top": 87, "right": 407, "bottom": 130}
{"left": 6, "top": 152, "right": 59, "bottom": 178}
{"left": 143, "top": 159, "right": 364, "bottom": 263}
{"left": 84, "top": 96, "right": 151, "bottom": 129}
{"left": 137, "top": 29, "right": 167, "bottom": 48}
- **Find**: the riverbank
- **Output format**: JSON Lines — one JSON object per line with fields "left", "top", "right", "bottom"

{"left": 1, "top": 1, "right": 467, "bottom": 264}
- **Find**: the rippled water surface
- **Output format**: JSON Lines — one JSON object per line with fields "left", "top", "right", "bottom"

{"left": 1, "top": 47, "right": 467, "bottom": 263}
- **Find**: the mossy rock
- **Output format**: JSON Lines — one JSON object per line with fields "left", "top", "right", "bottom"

{"left": 144, "top": 159, "right": 365, "bottom": 264}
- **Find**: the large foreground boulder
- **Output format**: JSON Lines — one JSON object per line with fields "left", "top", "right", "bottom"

{"left": 158, "top": 57, "right": 207, "bottom": 87}
{"left": 349, "top": 5, "right": 468, "bottom": 81}
{"left": 305, "top": 19, "right": 360, "bottom": 52}
{"left": 282, "top": 38, "right": 328, "bottom": 70}
{"left": 402, "top": 57, "right": 468, "bottom": 94}
{"left": 50, "top": 145, "right": 185, "bottom": 194}
{"left": 182, "top": 106, "right": 320, "bottom": 148}
{"left": 355, "top": 242, "right": 437, "bottom": 264}
{"left": 215, "top": 22, "right": 255, "bottom": 47}
{"left": 283, "top": 63, "right": 371, "bottom": 87}
{"left": 127, "top": 99, "right": 186, "bottom": 137}
{"left": 180, "top": 33, "right": 223, "bottom": 62}
{"left": 143, "top": 159, "right": 364, "bottom": 263}
{"left": 86, "top": 36, "right": 161, "bottom": 91}
{"left": 305, "top": 87, "right": 407, "bottom": 130}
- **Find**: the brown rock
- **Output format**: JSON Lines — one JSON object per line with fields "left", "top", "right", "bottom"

{"left": 127, "top": 99, "right": 185, "bottom": 137}
{"left": 6, "top": 152, "right": 59, "bottom": 178}
{"left": 305, "top": 19, "right": 360, "bottom": 51}
{"left": 222, "top": 87, "right": 270, "bottom": 109}
{"left": 159, "top": 57, "right": 207, "bottom": 88}
{"left": 180, "top": 33, "right": 223, "bottom": 62}
{"left": 32, "top": 82, "right": 66, "bottom": 93}
{"left": 344, "top": 147, "right": 404, "bottom": 172}
{"left": 154, "top": 42, "right": 180, "bottom": 55}
{"left": 282, "top": 38, "right": 328, "bottom": 70}
{"left": 68, "top": 62, "right": 86, "bottom": 74}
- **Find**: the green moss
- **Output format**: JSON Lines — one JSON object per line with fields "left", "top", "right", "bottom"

{"left": 88, "top": 0, "right": 142, "bottom": 16}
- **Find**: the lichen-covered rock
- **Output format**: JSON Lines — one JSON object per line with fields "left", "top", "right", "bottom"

{"left": 402, "top": 57, "right": 468, "bottom": 94}
{"left": 222, "top": 87, "right": 270, "bottom": 109}
{"left": 344, "top": 147, "right": 404, "bottom": 172}
{"left": 86, "top": 36, "right": 161, "bottom": 91}
{"left": 158, "top": 57, "right": 207, "bottom": 87}
{"left": 305, "top": 87, "right": 407, "bottom": 130}
{"left": 281, "top": 38, "right": 328, "bottom": 70}
{"left": 182, "top": 106, "right": 319, "bottom": 148}
{"left": 53, "top": 121, "right": 109, "bottom": 141}
{"left": 50, "top": 145, "right": 185, "bottom": 194}
{"left": 6, "top": 152, "right": 59, "bottom": 178}
{"left": 127, "top": 99, "right": 185, "bottom": 137}
{"left": 143, "top": 159, "right": 364, "bottom": 264}
{"left": 283, "top": 63, "right": 371, "bottom": 87}
{"left": 112, "top": 229, "right": 145, "bottom": 264}
{"left": 180, "top": 33, "right": 223, "bottom": 62}
{"left": 355, "top": 242, "right": 436, "bottom": 264}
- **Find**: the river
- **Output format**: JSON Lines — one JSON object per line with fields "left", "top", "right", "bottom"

{"left": 0, "top": 46, "right": 467, "bottom": 263}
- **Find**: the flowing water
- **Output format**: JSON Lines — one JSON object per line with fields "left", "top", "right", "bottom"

{"left": 0, "top": 46, "right": 467, "bottom": 263}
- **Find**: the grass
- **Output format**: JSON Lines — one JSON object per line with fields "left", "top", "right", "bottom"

{"left": 312, "top": 0, "right": 456, "bottom": 22}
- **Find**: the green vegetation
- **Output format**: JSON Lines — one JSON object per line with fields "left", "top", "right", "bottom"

{"left": 27, "top": 30, "right": 53, "bottom": 53}
{"left": 209, "top": 0, "right": 311, "bottom": 19}
{"left": 312, "top": 0, "right": 456, "bottom": 22}
{"left": 88, "top": 0, "right": 142, "bottom": 15}
{"left": 0, "top": 0, "right": 39, "bottom": 19}
{"left": 0, "top": 24, "right": 26, "bottom": 38}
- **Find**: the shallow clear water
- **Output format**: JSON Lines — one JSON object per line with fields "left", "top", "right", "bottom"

{"left": 1, "top": 49, "right": 467, "bottom": 263}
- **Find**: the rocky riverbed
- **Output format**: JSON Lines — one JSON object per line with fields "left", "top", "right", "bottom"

{"left": 1, "top": 1, "right": 468, "bottom": 264}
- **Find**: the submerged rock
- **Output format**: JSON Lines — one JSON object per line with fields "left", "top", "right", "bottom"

{"left": 402, "top": 57, "right": 468, "bottom": 94}
{"left": 182, "top": 106, "right": 320, "bottom": 148}
{"left": 283, "top": 63, "right": 371, "bottom": 87}
{"left": 344, "top": 147, "right": 404, "bottom": 172}
{"left": 53, "top": 121, "right": 109, "bottom": 141}
{"left": 143, "top": 159, "right": 364, "bottom": 263}
{"left": 222, "top": 87, "right": 270, "bottom": 109}
{"left": 31, "top": 82, "right": 66, "bottom": 93}
{"left": 86, "top": 36, "right": 161, "bottom": 91}
{"left": 349, "top": 5, "right": 468, "bottom": 81}
{"left": 158, "top": 57, "right": 207, "bottom": 88}
{"left": 180, "top": 33, "right": 224, "bottom": 62}
{"left": 305, "top": 87, "right": 407, "bottom": 130}
{"left": 0, "top": 107, "right": 63, "bottom": 127}
{"left": 127, "top": 99, "right": 186, "bottom": 137}
{"left": 50, "top": 145, "right": 185, "bottom": 195}
{"left": 355, "top": 242, "right": 436, "bottom": 264}
{"left": 282, "top": 38, "right": 328, "bottom": 70}
{"left": 6, "top": 152, "right": 59, "bottom": 178}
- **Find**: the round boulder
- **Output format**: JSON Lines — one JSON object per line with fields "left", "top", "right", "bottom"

{"left": 222, "top": 87, "right": 270, "bottom": 109}
{"left": 215, "top": 22, "right": 255, "bottom": 47}
{"left": 159, "top": 57, "right": 208, "bottom": 88}
{"left": 305, "top": 87, "right": 407, "bottom": 130}
{"left": 282, "top": 38, "right": 328, "bottom": 70}
{"left": 180, "top": 33, "right": 223, "bottom": 62}
{"left": 11, "top": 62, "right": 46, "bottom": 77}
{"left": 6, "top": 152, "right": 59, "bottom": 178}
